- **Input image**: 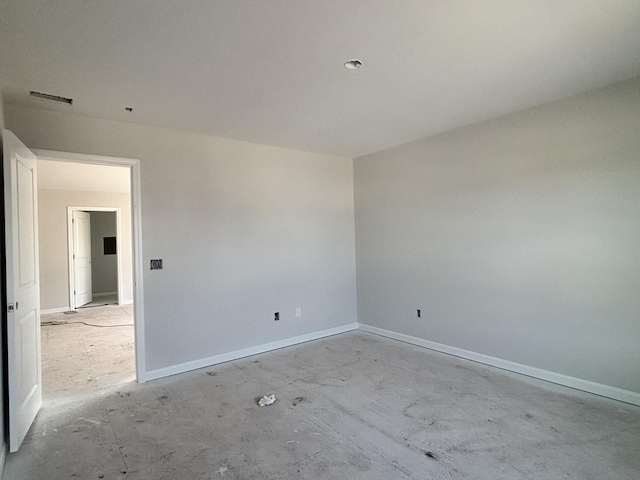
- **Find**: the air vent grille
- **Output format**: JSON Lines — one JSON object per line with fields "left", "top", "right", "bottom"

{"left": 29, "top": 91, "right": 73, "bottom": 105}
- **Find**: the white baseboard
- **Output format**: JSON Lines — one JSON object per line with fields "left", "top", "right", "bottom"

{"left": 41, "top": 306, "right": 71, "bottom": 315}
{"left": 145, "top": 323, "right": 358, "bottom": 382}
{"left": 94, "top": 291, "right": 117, "bottom": 297}
{"left": 358, "top": 323, "right": 640, "bottom": 407}
{"left": 119, "top": 300, "right": 133, "bottom": 305}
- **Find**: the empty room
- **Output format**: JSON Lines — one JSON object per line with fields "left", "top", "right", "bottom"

{"left": 1, "top": 1, "right": 639, "bottom": 479}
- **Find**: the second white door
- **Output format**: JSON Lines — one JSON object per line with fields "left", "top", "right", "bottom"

{"left": 73, "top": 210, "right": 92, "bottom": 307}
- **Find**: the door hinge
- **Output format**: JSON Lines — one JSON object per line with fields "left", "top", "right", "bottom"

{"left": 74, "top": 290, "right": 76, "bottom": 295}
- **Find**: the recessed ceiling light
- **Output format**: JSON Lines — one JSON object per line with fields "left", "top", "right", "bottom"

{"left": 344, "top": 59, "right": 362, "bottom": 70}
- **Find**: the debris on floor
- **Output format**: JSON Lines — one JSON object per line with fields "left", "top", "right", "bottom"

{"left": 292, "top": 396, "right": 306, "bottom": 406}
{"left": 216, "top": 466, "right": 228, "bottom": 476}
{"left": 424, "top": 451, "right": 438, "bottom": 460}
{"left": 41, "top": 319, "right": 133, "bottom": 328}
{"left": 258, "top": 394, "right": 276, "bottom": 406}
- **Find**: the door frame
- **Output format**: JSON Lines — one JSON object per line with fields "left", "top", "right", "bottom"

{"left": 67, "top": 207, "right": 122, "bottom": 309}
{"left": 33, "top": 149, "right": 147, "bottom": 382}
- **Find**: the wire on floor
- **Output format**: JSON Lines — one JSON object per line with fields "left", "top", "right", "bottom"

{"left": 41, "top": 320, "right": 133, "bottom": 328}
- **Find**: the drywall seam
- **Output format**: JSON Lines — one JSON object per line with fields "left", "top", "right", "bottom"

{"left": 358, "top": 323, "right": 640, "bottom": 407}
{"left": 145, "top": 323, "right": 358, "bottom": 381}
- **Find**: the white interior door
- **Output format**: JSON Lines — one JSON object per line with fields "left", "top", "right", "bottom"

{"left": 3, "top": 130, "right": 42, "bottom": 452}
{"left": 73, "top": 210, "right": 92, "bottom": 307}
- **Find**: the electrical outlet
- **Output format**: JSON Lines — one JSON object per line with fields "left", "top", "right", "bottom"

{"left": 274, "top": 312, "right": 279, "bottom": 321}
{"left": 295, "top": 307, "right": 301, "bottom": 318}
{"left": 417, "top": 309, "right": 421, "bottom": 318}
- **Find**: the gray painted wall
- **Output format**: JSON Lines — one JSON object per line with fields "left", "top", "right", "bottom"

{"left": 90, "top": 211, "right": 117, "bottom": 295}
{"left": 8, "top": 76, "right": 637, "bottom": 403}
{"left": 38, "top": 189, "right": 133, "bottom": 310}
{"left": 6, "top": 104, "right": 358, "bottom": 373}
{"left": 354, "top": 77, "right": 640, "bottom": 394}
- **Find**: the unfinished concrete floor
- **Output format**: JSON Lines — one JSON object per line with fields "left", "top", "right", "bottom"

{"left": 4, "top": 327, "right": 640, "bottom": 480}
{"left": 39, "top": 304, "right": 136, "bottom": 399}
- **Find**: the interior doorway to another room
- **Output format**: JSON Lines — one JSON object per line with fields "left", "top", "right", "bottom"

{"left": 4, "top": 134, "right": 145, "bottom": 453}
{"left": 68, "top": 207, "right": 122, "bottom": 309}
{"left": 37, "top": 157, "right": 138, "bottom": 399}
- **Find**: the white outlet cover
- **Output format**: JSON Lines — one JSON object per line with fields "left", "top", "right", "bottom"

{"left": 295, "top": 307, "right": 301, "bottom": 318}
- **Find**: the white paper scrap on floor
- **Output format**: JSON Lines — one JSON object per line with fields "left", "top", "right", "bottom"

{"left": 258, "top": 394, "right": 277, "bottom": 407}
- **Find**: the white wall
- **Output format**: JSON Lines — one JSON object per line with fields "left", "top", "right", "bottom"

{"left": 354, "top": 77, "right": 640, "bottom": 395}
{"left": 38, "top": 189, "right": 133, "bottom": 310}
{"left": 6, "top": 104, "right": 358, "bottom": 373}
{"left": 90, "top": 211, "right": 117, "bottom": 295}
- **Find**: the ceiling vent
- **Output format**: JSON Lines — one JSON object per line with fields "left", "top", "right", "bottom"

{"left": 29, "top": 91, "right": 73, "bottom": 105}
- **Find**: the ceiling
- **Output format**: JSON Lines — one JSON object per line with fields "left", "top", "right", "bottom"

{"left": 1, "top": 1, "right": 639, "bottom": 158}
{"left": 38, "top": 160, "right": 130, "bottom": 193}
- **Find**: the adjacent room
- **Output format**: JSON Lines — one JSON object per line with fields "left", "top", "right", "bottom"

{"left": 1, "top": 1, "right": 639, "bottom": 479}
{"left": 36, "top": 160, "right": 136, "bottom": 402}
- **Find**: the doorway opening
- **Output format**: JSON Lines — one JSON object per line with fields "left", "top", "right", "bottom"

{"left": 4, "top": 132, "right": 146, "bottom": 452}
{"left": 37, "top": 158, "right": 138, "bottom": 399}
{"left": 67, "top": 207, "right": 123, "bottom": 309}
{"left": 34, "top": 150, "right": 145, "bottom": 388}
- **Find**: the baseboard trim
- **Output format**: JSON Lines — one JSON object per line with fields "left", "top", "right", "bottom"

{"left": 94, "top": 291, "right": 117, "bottom": 297}
{"left": 145, "top": 323, "right": 358, "bottom": 382}
{"left": 41, "top": 307, "right": 71, "bottom": 315}
{"left": 358, "top": 323, "right": 640, "bottom": 407}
